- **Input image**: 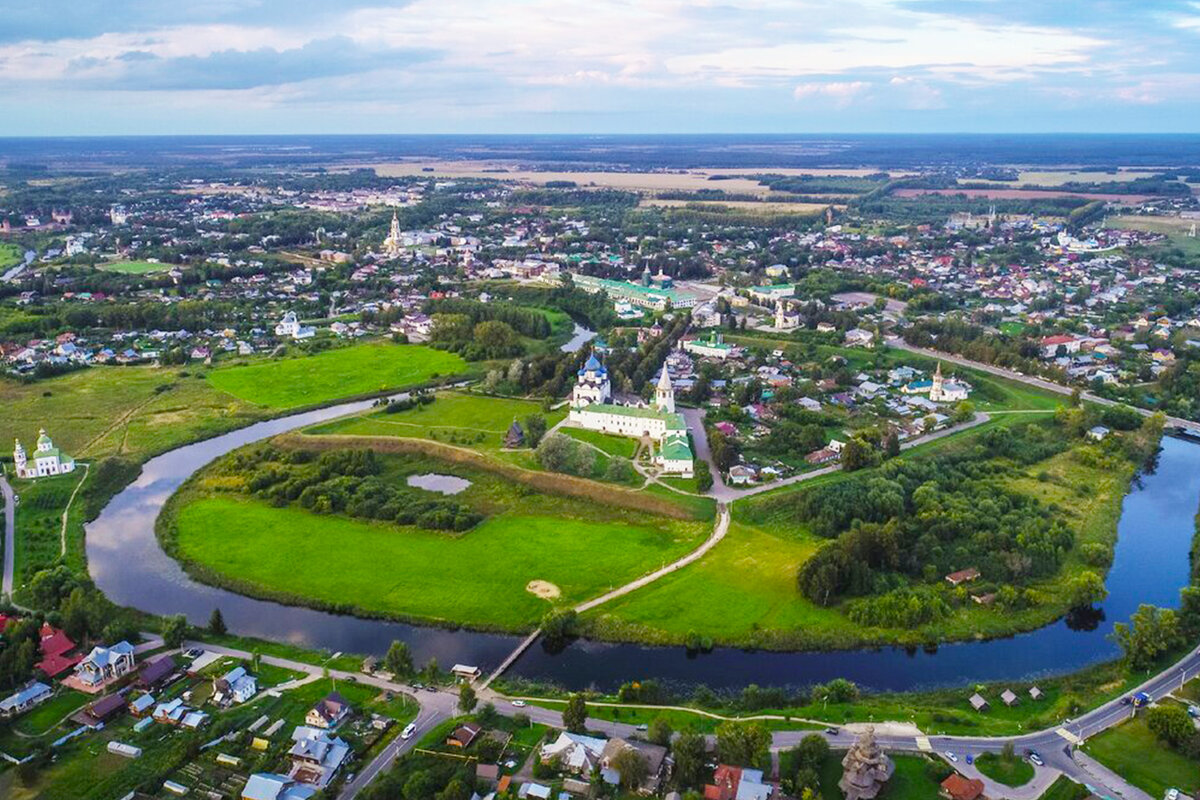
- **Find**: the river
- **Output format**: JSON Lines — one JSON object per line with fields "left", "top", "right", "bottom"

{"left": 560, "top": 322, "right": 597, "bottom": 353}
{"left": 1, "top": 250, "right": 35, "bottom": 283}
{"left": 87, "top": 397, "right": 1200, "bottom": 692}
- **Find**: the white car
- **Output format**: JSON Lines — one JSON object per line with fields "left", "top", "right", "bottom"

{"left": 512, "top": 700, "right": 527, "bottom": 708}
{"left": 945, "top": 752, "right": 958, "bottom": 763}
{"left": 401, "top": 723, "right": 416, "bottom": 740}
{"left": 1028, "top": 753, "right": 1044, "bottom": 767}
{"left": 1167, "top": 789, "right": 1179, "bottom": 800}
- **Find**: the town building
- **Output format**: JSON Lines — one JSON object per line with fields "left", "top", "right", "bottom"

{"left": 14, "top": 429, "right": 76, "bottom": 479}
{"left": 682, "top": 331, "right": 735, "bottom": 359}
{"left": 568, "top": 359, "right": 693, "bottom": 476}
{"left": 275, "top": 311, "right": 315, "bottom": 340}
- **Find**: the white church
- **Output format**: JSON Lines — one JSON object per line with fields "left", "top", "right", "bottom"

{"left": 14, "top": 429, "right": 76, "bottom": 479}
{"left": 568, "top": 355, "right": 695, "bottom": 476}
{"left": 275, "top": 311, "right": 315, "bottom": 340}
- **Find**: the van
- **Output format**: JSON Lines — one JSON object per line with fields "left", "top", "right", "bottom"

{"left": 402, "top": 723, "right": 416, "bottom": 740}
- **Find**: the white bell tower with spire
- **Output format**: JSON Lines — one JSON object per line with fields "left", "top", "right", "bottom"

{"left": 655, "top": 363, "right": 675, "bottom": 413}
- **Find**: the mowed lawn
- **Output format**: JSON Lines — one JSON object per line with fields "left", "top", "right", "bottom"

{"left": 309, "top": 391, "right": 565, "bottom": 449}
{"left": 561, "top": 426, "right": 641, "bottom": 458}
{"left": 1085, "top": 716, "right": 1200, "bottom": 798}
{"left": 206, "top": 342, "right": 467, "bottom": 409}
{"left": 1, "top": 367, "right": 264, "bottom": 461}
{"left": 583, "top": 521, "right": 844, "bottom": 646}
{"left": 173, "top": 496, "right": 705, "bottom": 630}
{"left": 97, "top": 260, "right": 171, "bottom": 274}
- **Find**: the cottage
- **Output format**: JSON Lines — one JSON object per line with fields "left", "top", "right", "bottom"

{"left": 968, "top": 693, "right": 989, "bottom": 712}
{"left": 600, "top": 738, "right": 672, "bottom": 793}
{"left": 1029, "top": 686, "right": 1044, "bottom": 701}
{"left": 0, "top": 682, "right": 52, "bottom": 716}
{"left": 945, "top": 568, "right": 981, "bottom": 587}
{"left": 289, "top": 725, "right": 351, "bottom": 787}
{"left": 447, "top": 722, "right": 482, "bottom": 748}
{"left": 136, "top": 655, "right": 177, "bottom": 689}
{"left": 1087, "top": 426, "right": 1111, "bottom": 441}
{"left": 541, "top": 731, "right": 607, "bottom": 774}
{"left": 242, "top": 773, "right": 317, "bottom": 800}
{"left": 1000, "top": 689, "right": 1019, "bottom": 707}
{"left": 129, "top": 693, "right": 156, "bottom": 717}
{"left": 940, "top": 774, "right": 985, "bottom": 800}
{"left": 705, "top": 765, "right": 772, "bottom": 800}
{"left": 504, "top": 420, "right": 525, "bottom": 448}
{"left": 214, "top": 665, "right": 258, "bottom": 705}
{"left": 74, "top": 693, "right": 127, "bottom": 727}
{"left": 306, "top": 692, "right": 351, "bottom": 729}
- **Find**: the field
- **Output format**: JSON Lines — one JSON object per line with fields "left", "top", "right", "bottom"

{"left": 0, "top": 366, "right": 266, "bottom": 461}
{"left": 96, "top": 259, "right": 171, "bottom": 274}
{"left": 1106, "top": 214, "right": 1200, "bottom": 257}
{"left": 560, "top": 425, "right": 641, "bottom": 458}
{"left": 166, "top": 451, "right": 708, "bottom": 631}
{"left": 0, "top": 242, "right": 21, "bottom": 269}
{"left": 585, "top": 426, "right": 1131, "bottom": 650}
{"left": 1085, "top": 715, "right": 1200, "bottom": 798}
{"left": 11, "top": 471, "right": 88, "bottom": 582}
{"left": 307, "top": 390, "right": 565, "bottom": 451}
{"left": 205, "top": 342, "right": 467, "bottom": 409}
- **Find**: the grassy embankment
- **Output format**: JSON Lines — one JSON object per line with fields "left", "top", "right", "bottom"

{"left": 160, "top": 448, "right": 709, "bottom": 633}
{"left": 0, "top": 242, "right": 22, "bottom": 270}
{"left": 1084, "top": 714, "right": 1200, "bottom": 799}
{"left": 974, "top": 752, "right": 1035, "bottom": 787}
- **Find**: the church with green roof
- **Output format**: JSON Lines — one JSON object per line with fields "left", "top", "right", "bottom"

{"left": 14, "top": 429, "right": 76, "bottom": 479}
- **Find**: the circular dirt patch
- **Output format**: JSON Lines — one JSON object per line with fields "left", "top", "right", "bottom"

{"left": 526, "top": 580, "right": 561, "bottom": 600}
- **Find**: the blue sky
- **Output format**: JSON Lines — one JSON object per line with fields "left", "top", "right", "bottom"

{"left": 1, "top": 0, "right": 1198, "bottom": 135}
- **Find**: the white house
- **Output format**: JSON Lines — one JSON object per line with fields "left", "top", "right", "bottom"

{"left": 75, "top": 641, "right": 136, "bottom": 688}
{"left": 541, "top": 731, "right": 608, "bottom": 774}
{"left": 0, "top": 682, "right": 52, "bottom": 717}
{"left": 14, "top": 429, "right": 75, "bottom": 479}
{"left": 214, "top": 666, "right": 258, "bottom": 705}
{"left": 275, "top": 311, "right": 315, "bottom": 340}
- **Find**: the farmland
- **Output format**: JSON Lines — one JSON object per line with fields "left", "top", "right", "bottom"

{"left": 205, "top": 342, "right": 468, "bottom": 409}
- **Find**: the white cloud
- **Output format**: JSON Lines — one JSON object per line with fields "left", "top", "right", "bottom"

{"left": 793, "top": 81, "right": 871, "bottom": 107}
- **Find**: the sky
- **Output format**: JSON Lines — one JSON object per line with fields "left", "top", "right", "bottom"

{"left": 0, "top": 0, "right": 1198, "bottom": 136}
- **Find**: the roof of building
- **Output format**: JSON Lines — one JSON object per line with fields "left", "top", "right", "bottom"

{"left": 941, "top": 774, "right": 985, "bottom": 800}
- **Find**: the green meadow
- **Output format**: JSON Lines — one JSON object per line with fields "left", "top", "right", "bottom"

{"left": 165, "top": 450, "right": 707, "bottom": 631}
{"left": 206, "top": 342, "right": 467, "bottom": 409}
{"left": 96, "top": 260, "right": 172, "bottom": 274}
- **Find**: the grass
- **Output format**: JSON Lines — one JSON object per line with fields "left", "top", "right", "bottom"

{"left": 1106, "top": 214, "right": 1200, "bottom": 258}
{"left": 309, "top": 390, "right": 565, "bottom": 451}
{"left": 586, "top": 423, "right": 1132, "bottom": 650}
{"left": 0, "top": 366, "right": 265, "bottom": 462}
{"left": 12, "top": 690, "right": 90, "bottom": 736}
{"left": 1038, "top": 776, "right": 1092, "bottom": 800}
{"left": 1085, "top": 715, "right": 1200, "bottom": 798}
{"left": 206, "top": 341, "right": 468, "bottom": 410}
{"left": 560, "top": 425, "right": 641, "bottom": 458}
{"left": 10, "top": 471, "right": 83, "bottom": 584}
{"left": 0, "top": 242, "right": 21, "bottom": 269}
{"left": 167, "top": 452, "right": 708, "bottom": 631}
{"left": 96, "top": 259, "right": 172, "bottom": 274}
{"left": 974, "top": 753, "right": 1035, "bottom": 787}
{"left": 818, "top": 752, "right": 947, "bottom": 800}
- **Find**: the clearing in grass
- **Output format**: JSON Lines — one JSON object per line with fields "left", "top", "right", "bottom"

{"left": 205, "top": 341, "right": 467, "bottom": 409}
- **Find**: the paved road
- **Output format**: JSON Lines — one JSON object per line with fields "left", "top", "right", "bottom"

{"left": 1, "top": 474, "right": 15, "bottom": 599}
{"left": 888, "top": 337, "right": 1200, "bottom": 434}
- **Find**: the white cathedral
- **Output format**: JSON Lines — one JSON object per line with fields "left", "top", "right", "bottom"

{"left": 14, "top": 429, "right": 76, "bottom": 479}
{"left": 568, "top": 355, "right": 694, "bottom": 476}
{"left": 383, "top": 211, "right": 403, "bottom": 258}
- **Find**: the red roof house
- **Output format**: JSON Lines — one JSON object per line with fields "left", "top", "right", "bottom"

{"left": 36, "top": 624, "right": 81, "bottom": 678}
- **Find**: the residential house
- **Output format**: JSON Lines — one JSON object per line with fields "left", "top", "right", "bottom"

{"left": 306, "top": 692, "right": 351, "bottom": 729}
{"left": 136, "top": 655, "right": 177, "bottom": 689}
{"left": 1000, "top": 689, "right": 1019, "bottom": 707}
{"left": 541, "top": 731, "right": 608, "bottom": 774}
{"left": 73, "top": 641, "right": 136, "bottom": 689}
{"left": 945, "top": 568, "right": 981, "bottom": 587}
{"left": 705, "top": 765, "right": 773, "bottom": 800}
{"left": 600, "top": 738, "right": 672, "bottom": 793}
{"left": 447, "top": 722, "right": 482, "bottom": 749}
{"left": 968, "top": 693, "right": 990, "bottom": 712}
{"left": 214, "top": 665, "right": 258, "bottom": 706}
{"left": 940, "top": 774, "right": 986, "bottom": 800}
{"left": 242, "top": 773, "right": 318, "bottom": 800}
{"left": 289, "top": 725, "right": 351, "bottom": 787}
{"left": 0, "top": 681, "right": 52, "bottom": 717}
{"left": 73, "top": 693, "right": 127, "bottom": 728}
{"left": 34, "top": 624, "right": 80, "bottom": 679}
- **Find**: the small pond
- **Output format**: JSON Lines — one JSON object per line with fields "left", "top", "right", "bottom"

{"left": 407, "top": 473, "right": 473, "bottom": 495}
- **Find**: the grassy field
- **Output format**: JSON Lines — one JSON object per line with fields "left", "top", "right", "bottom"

{"left": 0, "top": 242, "right": 21, "bottom": 269}
{"left": 10, "top": 471, "right": 87, "bottom": 583}
{"left": 1106, "top": 214, "right": 1200, "bottom": 257}
{"left": 1085, "top": 715, "right": 1200, "bottom": 798}
{"left": 975, "top": 753, "right": 1035, "bottom": 787}
{"left": 0, "top": 367, "right": 266, "bottom": 462}
{"left": 206, "top": 342, "right": 467, "bottom": 410}
{"left": 585, "top": 426, "right": 1131, "bottom": 650}
{"left": 11, "top": 690, "right": 90, "bottom": 737}
{"left": 166, "top": 450, "right": 708, "bottom": 631}
{"left": 560, "top": 425, "right": 641, "bottom": 458}
{"left": 96, "top": 260, "right": 171, "bottom": 274}
{"left": 308, "top": 391, "right": 564, "bottom": 451}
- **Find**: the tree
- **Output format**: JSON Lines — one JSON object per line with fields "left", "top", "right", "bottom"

{"left": 647, "top": 716, "right": 673, "bottom": 747}
{"left": 384, "top": 640, "right": 414, "bottom": 679}
{"left": 884, "top": 429, "right": 900, "bottom": 458}
{"left": 458, "top": 683, "right": 478, "bottom": 713}
{"left": 524, "top": 414, "right": 548, "bottom": 448}
{"left": 1066, "top": 570, "right": 1108, "bottom": 608}
{"left": 208, "top": 608, "right": 227, "bottom": 636}
{"left": 612, "top": 747, "right": 650, "bottom": 791}
{"left": 840, "top": 438, "right": 870, "bottom": 472}
{"left": 536, "top": 432, "right": 576, "bottom": 472}
{"left": 716, "top": 720, "right": 770, "bottom": 768}
{"left": 1112, "top": 604, "right": 1182, "bottom": 671}
{"left": 422, "top": 657, "right": 440, "bottom": 684}
{"left": 562, "top": 693, "right": 589, "bottom": 732}
{"left": 541, "top": 609, "right": 578, "bottom": 649}
{"left": 791, "top": 734, "right": 829, "bottom": 772}
{"left": 162, "top": 614, "right": 189, "bottom": 649}
{"left": 1147, "top": 705, "right": 1195, "bottom": 749}
{"left": 672, "top": 731, "right": 708, "bottom": 789}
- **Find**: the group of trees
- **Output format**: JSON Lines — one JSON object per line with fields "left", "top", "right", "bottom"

{"left": 535, "top": 433, "right": 636, "bottom": 484}
{"left": 790, "top": 423, "right": 1084, "bottom": 610}
{"left": 429, "top": 313, "right": 524, "bottom": 361}
{"left": 235, "top": 446, "right": 484, "bottom": 532}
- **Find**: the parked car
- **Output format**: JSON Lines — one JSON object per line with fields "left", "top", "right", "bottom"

{"left": 945, "top": 752, "right": 958, "bottom": 762}
{"left": 825, "top": 727, "right": 839, "bottom": 735}
{"left": 1028, "top": 752, "right": 1044, "bottom": 767}
{"left": 511, "top": 700, "right": 526, "bottom": 708}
